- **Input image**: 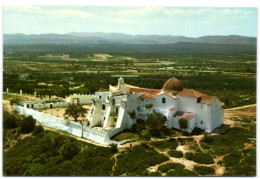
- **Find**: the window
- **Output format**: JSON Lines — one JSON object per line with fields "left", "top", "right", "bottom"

{"left": 162, "top": 98, "right": 166, "bottom": 103}
{"left": 107, "top": 96, "right": 109, "bottom": 100}
{"left": 197, "top": 97, "right": 202, "bottom": 103}
{"left": 102, "top": 104, "right": 106, "bottom": 110}
{"left": 113, "top": 99, "right": 115, "bottom": 104}
{"left": 137, "top": 106, "right": 140, "bottom": 111}
{"left": 200, "top": 120, "right": 203, "bottom": 124}
{"left": 141, "top": 99, "right": 144, "bottom": 101}
{"left": 31, "top": 104, "right": 34, "bottom": 109}
{"left": 104, "top": 117, "right": 105, "bottom": 120}
{"left": 27, "top": 104, "right": 29, "bottom": 108}
{"left": 99, "top": 96, "right": 101, "bottom": 99}
{"left": 116, "top": 107, "right": 119, "bottom": 114}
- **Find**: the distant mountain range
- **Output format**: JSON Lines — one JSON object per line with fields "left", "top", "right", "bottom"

{"left": 3, "top": 32, "right": 257, "bottom": 46}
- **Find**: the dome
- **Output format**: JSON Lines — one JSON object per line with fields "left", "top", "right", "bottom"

{"left": 162, "top": 77, "right": 184, "bottom": 92}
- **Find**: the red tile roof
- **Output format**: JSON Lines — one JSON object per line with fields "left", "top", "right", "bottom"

{"left": 177, "top": 88, "right": 207, "bottom": 98}
{"left": 165, "top": 92, "right": 177, "bottom": 99}
{"left": 200, "top": 96, "right": 217, "bottom": 105}
{"left": 130, "top": 88, "right": 161, "bottom": 99}
{"left": 174, "top": 111, "right": 195, "bottom": 120}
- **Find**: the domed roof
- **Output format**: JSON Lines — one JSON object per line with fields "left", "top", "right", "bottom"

{"left": 162, "top": 77, "right": 184, "bottom": 92}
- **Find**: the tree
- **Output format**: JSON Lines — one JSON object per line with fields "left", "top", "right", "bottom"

{"left": 10, "top": 97, "right": 21, "bottom": 106}
{"left": 145, "top": 112, "right": 167, "bottom": 137}
{"left": 3, "top": 110, "right": 18, "bottom": 129}
{"left": 59, "top": 142, "right": 80, "bottom": 160}
{"left": 179, "top": 118, "right": 188, "bottom": 129}
{"left": 32, "top": 125, "right": 44, "bottom": 135}
{"left": 63, "top": 104, "right": 88, "bottom": 122}
{"left": 20, "top": 115, "right": 36, "bottom": 134}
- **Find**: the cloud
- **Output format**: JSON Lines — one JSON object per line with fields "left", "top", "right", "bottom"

{"left": 112, "top": 18, "right": 135, "bottom": 24}
{"left": 4, "top": 6, "right": 95, "bottom": 19}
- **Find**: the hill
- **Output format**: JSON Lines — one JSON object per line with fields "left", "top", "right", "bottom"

{"left": 3, "top": 33, "right": 256, "bottom": 46}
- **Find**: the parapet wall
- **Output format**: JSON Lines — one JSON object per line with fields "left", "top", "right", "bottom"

{"left": 67, "top": 94, "right": 95, "bottom": 105}
{"left": 14, "top": 105, "right": 129, "bottom": 145}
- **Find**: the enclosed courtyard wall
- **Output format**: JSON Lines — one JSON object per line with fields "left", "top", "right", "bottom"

{"left": 14, "top": 105, "right": 128, "bottom": 145}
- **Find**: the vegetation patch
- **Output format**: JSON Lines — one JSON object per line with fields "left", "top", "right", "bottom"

{"left": 114, "top": 143, "right": 168, "bottom": 176}
{"left": 112, "top": 132, "right": 139, "bottom": 141}
{"left": 3, "top": 129, "right": 116, "bottom": 176}
{"left": 150, "top": 138, "right": 179, "bottom": 151}
{"left": 179, "top": 118, "right": 188, "bottom": 129}
{"left": 148, "top": 171, "right": 162, "bottom": 176}
{"left": 193, "top": 166, "right": 215, "bottom": 175}
{"left": 185, "top": 152, "right": 214, "bottom": 164}
{"left": 168, "top": 150, "right": 183, "bottom": 158}
{"left": 158, "top": 163, "right": 185, "bottom": 173}
{"left": 201, "top": 126, "right": 255, "bottom": 155}
{"left": 166, "top": 168, "right": 198, "bottom": 176}
{"left": 223, "top": 148, "right": 256, "bottom": 176}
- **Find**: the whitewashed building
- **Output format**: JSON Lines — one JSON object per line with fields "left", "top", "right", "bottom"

{"left": 88, "top": 77, "right": 224, "bottom": 133}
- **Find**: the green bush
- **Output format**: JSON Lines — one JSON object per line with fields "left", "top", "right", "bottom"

{"left": 166, "top": 168, "right": 198, "bottom": 176}
{"left": 32, "top": 125, "right": 44, "bottom": 136}
{"left": 179, "top": 118, "right": 188, "bottom": 129}
{"left": 177, "top": 138, "right": 194, "bottom": 145}
{"left": 10, "top": 97, "right": 21, "bottom": 106}
{"left": 59, "top": 142, "right": 81, "bottom": 160}
{"left": 110, "top": 144, "right": 118, "bottom": 153}
{"left": 114, "top": 144, "right": 168, "bottom": 176}
{"left": 19, "top": 116, "right": 36, "bottom": 134}
{"left": 112, "top": 132, "right": 139, "bottom": 141}
{"left": 193, "top": 166, "right": 215, "bottom": 175}
{"left": 201, "top": 127, "right": 255, "bottom": 156}
{"left": 185, "top": 152, "right": 214, "bottom": 164}
{"left": 3, "top": 111, "right": 19, "bottom": 129}
{"left": 149, "top": 171, "right": 162, "bottom": 176}
{"left": 145, "top": 112, "right": 167, "bottom": 137}
{"left": 168, "top": 150, "right": 183, "bottom": 158}
{"left": 158, "top": 163, "right": 184, "bottom": 173}
{"left": 203, "top": 133, "right": 213, "bottom": 143}
{"left": 150, "top": 138, "right": 178, "bottom": 151}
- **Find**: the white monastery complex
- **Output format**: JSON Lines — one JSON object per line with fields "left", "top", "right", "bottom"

{"left": 15, "top": 77, "right": 224, "bottom": 145}
{"left": 89, "top": 77, "right": 223, "bottom": 133}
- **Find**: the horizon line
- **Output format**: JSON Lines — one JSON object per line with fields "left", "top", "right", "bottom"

{"left": 3, "top": 32, "right": 257, "bottom": 38}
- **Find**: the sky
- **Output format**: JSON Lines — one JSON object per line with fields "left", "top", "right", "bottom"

{"left": 3, "top": 6, "right": 258, "bottom": 37}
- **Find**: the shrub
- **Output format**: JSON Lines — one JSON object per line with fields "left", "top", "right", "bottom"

{"left": 223, "top": 151, "right": 242, "bottom": 167}
{"left": 158, "top": 163, "right": 184, "bottom": 173}
{"left": 110, "top": 144, "right": 118, "bottom": 153}
{"left": 59, "top": 142, "right": 81, "bottom": 160}
{"left": 203, "top": 133, "right": 213, "bottom": 144}
{"left": 150, "top": 138, "right": 178, "bottom": 150}
{"left": 32, "top": 125, "right": 44, "bottom": 136}
{"left": 191, "top": 128, "right": 204, "bottom": 135}
{"left": 19, "top": 116, "right": 36, "bottom": 134}
{"left": 179, "top": 118, "right": 188, "bottom": 129}
{"left": 168, "top": 150, "right": 183, "bottom": 158}
{"left": 193, "top": 166, "right": 215, "bottom": 175}
{"left": 145, "top": 112, "right": 167, "bottom": 137}
{"left": 3, "top": 111, "right": 18, "bottom": 129}
{"left": 185, "top": 152, "right": 214, "bottom": 164}
{"left": 114, "top": 144, "right": 168, "bottom": 176}
{"left": 166, "top": 168, "right": 198, "bottom": 176}
{"left": 149, "top": 171, "right": 162, "bottom": 176}
{"left": 10, "top": 97, "right": 21, "bottom": 106}
{"left": 112, "top": 132, "right": 139, "bottom": 141}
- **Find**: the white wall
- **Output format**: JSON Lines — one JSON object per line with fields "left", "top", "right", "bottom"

{"left": 67, "top": 94, "right": 95, "bottom": 105}
{"left": 168, "top": 116, "right": 196, "bottom": 133}
{"left": 14, "top": 105, "right": 128, "bottom": 145}
{"left": 178, "top": 96, "right": 210, "bottom": 131}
